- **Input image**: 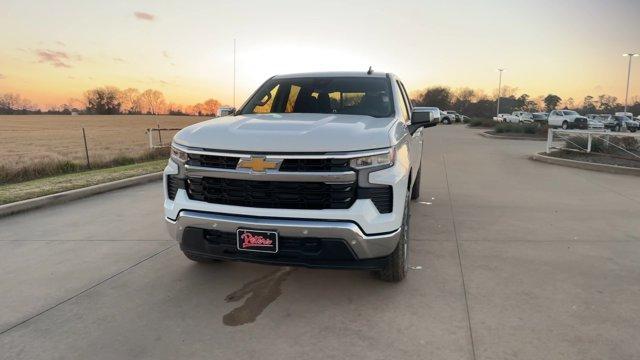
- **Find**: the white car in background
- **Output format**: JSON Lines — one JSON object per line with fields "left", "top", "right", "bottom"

{"left": 216, "top": 107, "right": 235, "bottom": 117}
{"left": 494, "top": 112, "right": 532, "bottom": 124}
{"left": 443, "top": 110, "right": 462, "bottom": 123}
{"left": 493, "top": 113, "right": 512, "bottom": 122}
{"left": 511, "top": 111, "right": 534, "bottom": 124}
{"left": 414, "top": 106, "right": 442, "bottom": 123}
{"left": 585, "top": 114, "right": 606, "bottom": 130}
{"left": 548, "top": 110, "right": 589, "bottom": 129}
{"left": 615, "top": 112, "right": 634, "bottom": 119}
{"left": 532, "top": 112, "right": 548, "bottom": 126}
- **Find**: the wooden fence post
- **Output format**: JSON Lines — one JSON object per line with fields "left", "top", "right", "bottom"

{"left": 82, "top": 127, "right": 91, "bottom": 168}
{"left": 157, "top": 123, "right": 163, "bottom": 147}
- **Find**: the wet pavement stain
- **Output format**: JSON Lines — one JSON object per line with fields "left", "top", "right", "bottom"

{"left": 223, "top": 267, "right": 294, "bottom": 326}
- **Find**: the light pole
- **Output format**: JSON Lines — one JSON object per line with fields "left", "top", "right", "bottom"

{"left": 233, "top": 38, "right": 237, "bottom": 109}
{"left": 496, "top": 68, "right": 505, "bottom": 117}
{"left": 623, "top": 53, "right": 639, "bottom": 114}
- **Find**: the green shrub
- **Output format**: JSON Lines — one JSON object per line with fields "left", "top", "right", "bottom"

{"left": 468, "top": 118, "right": 496, "bottom": 128}
{"left": 610, "top": 136, "right": 639, "bottom": 152}
{"left": 564, "top": 135, "right": 639, "bottom": 154}
{"left": 565, "top": 136, "right": 608, "bottom": 153}
{"left": 495, "top": 123, "right": 524, "bottom": 133}
{"left": 493, "top": 122, "right": 546, "bottom": 135}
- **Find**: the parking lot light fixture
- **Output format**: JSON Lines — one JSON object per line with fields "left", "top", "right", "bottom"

{"left": 623, "top": 53, "right": 639, "bottom": 114}
{"left": 496, "top": 68, "right": 505, "bottom": 117}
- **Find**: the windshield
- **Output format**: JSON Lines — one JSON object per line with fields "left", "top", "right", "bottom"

{"left": 240, "top": 77, "right": 394, "bottom": 118}
{"left": 563, "top": 110, "right": 579, "bottom": 115}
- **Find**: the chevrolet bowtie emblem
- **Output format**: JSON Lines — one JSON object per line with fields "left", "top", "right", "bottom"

{"left": 237, "top": 156, "right": 280, "bottom": 172}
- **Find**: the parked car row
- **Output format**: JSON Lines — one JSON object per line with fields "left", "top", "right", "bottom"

{"left": 413, "top": 107, "right": 463, "bottom": 124}
{"left": 586, "top": 114, "right": 639, "bottom": 132}
{"left": 493, "top": 110, "right": 638, "bottom": 132}
{"left": 414, "top": 107, "right": 639, "bottom": 132}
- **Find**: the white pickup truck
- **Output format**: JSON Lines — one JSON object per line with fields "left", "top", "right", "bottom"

{"left": 164, "top": 71, "right": 437, "bottom": 282}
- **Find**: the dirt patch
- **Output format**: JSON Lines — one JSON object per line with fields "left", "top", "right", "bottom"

{"left": 0, "top": 114, "right": 206, "bottom": 170}
{"left": 546, "top": 150, "right": 640, "bottom": 169}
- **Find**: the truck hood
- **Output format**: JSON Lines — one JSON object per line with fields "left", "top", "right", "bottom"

{"left": 173, "top": 113, "right": 396, "bottom": 153}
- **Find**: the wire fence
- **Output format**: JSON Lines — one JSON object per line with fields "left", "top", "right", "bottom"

{"left": 546, "top": 129, "right": 640, "bottom": 162}
{"left": 147, "top": 127, "right": 182, "bottom": 149}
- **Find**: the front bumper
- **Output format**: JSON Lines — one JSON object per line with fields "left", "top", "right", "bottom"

{"left": 166, "top": 210, "right": 401, "bottom": 266}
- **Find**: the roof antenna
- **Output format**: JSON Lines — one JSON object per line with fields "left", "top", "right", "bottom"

{"left": 367, "top": 66, "right": 373, "bottom": 75}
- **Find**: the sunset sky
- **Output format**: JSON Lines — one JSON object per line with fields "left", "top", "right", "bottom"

{"left": 1, "top": 0, "right": 639, "bottom": 108}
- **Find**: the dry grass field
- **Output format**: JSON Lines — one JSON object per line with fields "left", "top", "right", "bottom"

{"left": 0, "top": 115, "right": 208, "bottom": 171}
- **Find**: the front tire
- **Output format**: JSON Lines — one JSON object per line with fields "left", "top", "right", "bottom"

{"left": 377, "top": 194, "right": 410, "bottom": 282}
{"left": 562, "top": 121, "right": 569, "bottom": 130}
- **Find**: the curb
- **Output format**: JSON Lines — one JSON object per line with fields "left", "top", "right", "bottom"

{"left": 479, "top": 131, "right": 546, "bottom": 141}
{"left": 0, "top": 172, "right": 163, "bottom": 218}
{"left": 530, "top": 153, "right": 640, "bottom": 176}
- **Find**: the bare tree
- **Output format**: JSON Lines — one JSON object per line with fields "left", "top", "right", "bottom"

{"left": 203, "top": 98, "right": 221, "bottom": 115}
{"left": 492, "top": 85, "right": 519, "bottom": 99}
{"left": 84, "top": 86, "right": 121, "bottom": 114}
{"left": 0, "top": 93, "right": 22, "bottom": 110}
{"left": 138, "top": 89, "right": 166, "bottom": 115}
{"left": 118, "top": 88, "right": 141, "bottom": 114}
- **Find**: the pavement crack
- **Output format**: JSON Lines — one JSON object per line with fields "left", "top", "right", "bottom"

{"left": 0, "top": 244, "right": 175, "bottom": 336}
{"left": 443, "top": 154, "right": 478, "bottom": 360}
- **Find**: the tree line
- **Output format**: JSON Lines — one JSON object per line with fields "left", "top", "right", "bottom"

{"left": 0, "top": 87, "right": 225, "bottom": 116}
{"left": 2, "top": 85, "right": 639, "bottom": 117}
{"left": 411, "top": 86, "right": 640, "bottom": 117}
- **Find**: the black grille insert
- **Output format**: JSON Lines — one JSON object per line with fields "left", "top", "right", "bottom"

{"left": 167, "top": 175, "right": 183, "bottom": 200}
{"left": 358, "top": 186, "right": 393, "bottom": 213}
{"left": 187, "top": 154, "right": 238, "bottom": 169}
{"left": 186, "top": 177, "right": 357, "bottom": 210}
{"left": 279, "top": 158, "right": 351, "bottom": 172}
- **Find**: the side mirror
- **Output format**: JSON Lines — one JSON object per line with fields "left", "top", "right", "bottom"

{"left": 409, "top": 110, "right": 436, "bottom": 133}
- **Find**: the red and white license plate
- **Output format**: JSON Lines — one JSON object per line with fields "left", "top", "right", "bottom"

{"left": 236, "top": 229, "right": 278, "bottom": 253}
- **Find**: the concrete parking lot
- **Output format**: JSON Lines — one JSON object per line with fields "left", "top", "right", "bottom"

{"left": 1, "top": 125, "right": 639, "bottom": 360}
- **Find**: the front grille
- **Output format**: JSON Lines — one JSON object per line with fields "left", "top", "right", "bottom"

{"left": 279, "top": 158, "right": 351, "bottom": 172}
{"left": 187, "top": 154, "right": 351, "bottom": 172}
{"left": 186, "top": 177, "right": 356, "bottom": 210}
{"left": 187, "top": 153, "right": 238, "bottom": 169}
{"left": 358, "top": 186, "right": 393, "bottom": 213}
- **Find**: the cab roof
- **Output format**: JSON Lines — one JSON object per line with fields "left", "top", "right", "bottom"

{"left": 273, "top": 71, "right": 390, "bottom": 79}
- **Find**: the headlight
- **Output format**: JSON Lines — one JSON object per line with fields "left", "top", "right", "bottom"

{"left": 350, "top": 149, "right": 395, "bottom": 169}
{"left": 170, "top": 145, "right": 188, "bottom": 163}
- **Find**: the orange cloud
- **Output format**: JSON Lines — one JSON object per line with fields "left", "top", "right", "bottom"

{"left": 134, "top": 11, "right": 155, "bottom": 21}
{"left": 35, "top": 49, "right": 81, "bottom": 68}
